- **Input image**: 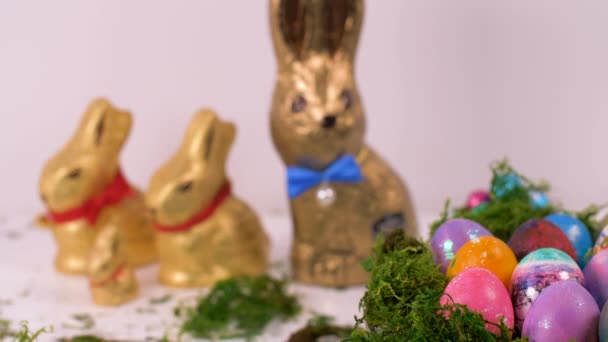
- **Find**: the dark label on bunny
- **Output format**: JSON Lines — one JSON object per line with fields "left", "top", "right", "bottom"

{"left": 372, "top": 213, "right": 405, "bottom": 238}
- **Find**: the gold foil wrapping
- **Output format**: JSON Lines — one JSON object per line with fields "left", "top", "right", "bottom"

{"left": 145, "top": 109, "right": 269, "bottom": 288}
{"left": 269, "top": 0, "right": 417, "bottom": 286}
{"left": 37, "top": 98, "right": 156, "bottom": 278}
{"left": 88, "top": 225, "right": 138, "bottom": 306}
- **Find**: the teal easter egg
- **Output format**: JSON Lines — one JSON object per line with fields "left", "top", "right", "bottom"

{"left": 492, "top": 173, "right": 521, "bottom": 199}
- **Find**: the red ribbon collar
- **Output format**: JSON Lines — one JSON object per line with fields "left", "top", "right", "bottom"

{"left": 154, "top": 182, "right": 232, "bottom": 233}
{"left": 89, "top": 263, "right": 127, "bottom": 288}
{"left": 47, "top": 171, "right": 135, "bottom": 225}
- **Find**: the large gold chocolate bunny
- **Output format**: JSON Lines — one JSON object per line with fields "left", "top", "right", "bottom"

{"left": 146, "top": 109, "right": 269, "bottom": 288}
{"left": 38, "top": 98, "right": 156, "bottom": 274}
{"left": 269, "top": 0, "right": 418, "bottom": 286}
{"left": 88, "top": 225, "right": 138, "bottom": 306}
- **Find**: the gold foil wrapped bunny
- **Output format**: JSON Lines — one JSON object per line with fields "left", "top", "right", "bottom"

{"left": 145, "top": 109, "right": 269, "bottom": 288}
{"left": 88, "top": 225, "right": 138, "bottom": 306}
{"left": 269, "top": 0, "right": 418, "bottom": 286}
{"left": 38, "top": 98, "right": 156, "bottom": 275}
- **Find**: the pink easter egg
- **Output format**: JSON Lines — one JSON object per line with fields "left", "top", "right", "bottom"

{"left": 441, "top": 267, "right": 514, "bottom": 336}
{"left": 466, "top": 190, "right": 491, "bottom": 210}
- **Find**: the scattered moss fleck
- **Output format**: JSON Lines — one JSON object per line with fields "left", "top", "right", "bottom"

{"left": 149, "top": 294, "right": 172, "bottom": 305}
{"left": 287, "top": 314, "right": 353, "bottom": 342}
{"left": 62, "top": 313, "right": 95, "bottom": 331}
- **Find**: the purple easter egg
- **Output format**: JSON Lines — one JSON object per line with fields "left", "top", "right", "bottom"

{"left": 584, "top": 249, "right": 608, "bottom": 309}
{"left": 431, "top": 218, "right": 492, "bottom": 273}
{"left": 522, "top": 280, "right": 599, "bottom": 342}
{"left": 600, "top": 302, "right": 608, "bottom": 342}
{"left": 466, "top": 190, "right": 491, "bottom": 210}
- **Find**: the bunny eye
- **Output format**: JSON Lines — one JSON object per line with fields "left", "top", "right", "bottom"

{"left": 291, "top": 95, "right": 307, "bottom": 113}
{"left": 340, "top": 90, "right": 353, "bottom": 110}
{"left": 177, "top": 181, "right": 193, "bottom": 193}
{"left": 67, "top": 168, "right": 82, "bottom": 179}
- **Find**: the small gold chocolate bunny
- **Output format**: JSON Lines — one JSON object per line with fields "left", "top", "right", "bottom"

{"left": 146, "top": 109, "right": 269, "bottom": 288}
{"left": 38, "top": 98, "right": 156, "bottom": 274}
{"left": 88, "top": 225, "right": 138, "bottom": 306}
{"left": 269, "top": 0, "right": 418, "bottom": 286}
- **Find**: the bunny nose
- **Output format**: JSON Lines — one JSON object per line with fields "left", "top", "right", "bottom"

{"left": 321, "top": 115, "right": 337, "bottom": 129}
{"left": 148, "top": 208, "right": 157, "bottom": 217}
{"left": 40, "top": 193, "right": 47, "bottom": 203}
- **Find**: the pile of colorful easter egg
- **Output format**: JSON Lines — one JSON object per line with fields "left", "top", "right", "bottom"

{"left": 429, "top": 161, "right": 608, "bottom": 341}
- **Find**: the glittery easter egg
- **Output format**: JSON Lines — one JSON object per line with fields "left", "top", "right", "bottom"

{"left": 545, "top": 213, "right": 593, "bottom": 267}
{"left": 594, "top": 225, "right": 608, "bottom": 255}
{"left": 447, "top": 236, "right": 518, "bottom": 288}
{"left": 529, "top": 190, "right": 549, "bottom": 208}
{"left": 430, "top": 218, "right": 492, "bottom": 273}
{"left": 510, "top": 248, "right": 584, "bottom": 326}
{"left": 491, "top": 173, "right": 521, "bottom": 199}
{"left": 600, "top": 302, "right": 608, "bottom": 342}
{"left": 507, "top": 218, "right": 577, "bottom": 262}
{"left": 466, "top": 190, "right": 491, "bottom": 210}
{"left": 441, "top": 267, "right": 514, "bottom": 336}
{"left": 522, "top": 280, "right": 599, "bottom": 342}
{"left": 583, "top": 249, "right": 608, "bottom": 309}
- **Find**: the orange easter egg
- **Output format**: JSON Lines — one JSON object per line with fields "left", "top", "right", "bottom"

{"left": 447, "top": 236, "right": 518, "bottom": 288}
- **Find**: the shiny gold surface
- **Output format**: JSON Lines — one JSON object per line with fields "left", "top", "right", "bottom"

{"left": 88, "top": 225, "right": 138, "bottom": 306}
{"left": 38, "top": 98, "right": 156, "bottom": 274}
{"left": 269, "top": 0, "right": 417, "bottom": 286}
{"left": 146, "top": 109, "right": 269, "bottom": 288}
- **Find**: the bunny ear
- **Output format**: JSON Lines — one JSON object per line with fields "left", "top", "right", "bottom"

{"left": 270, "top": 0, "right": 364, "bottom": 64}
{"left": 75, "top": 98, "right": 132, "bottom": 155}
{"left": 323, "top": 0, "right": 364, "bottom": 61}
{"left": 181, "top": 109, "right": 235, "bottom": 166}
{"left": 270, "top": 0, "right": 307, "bottom": 64}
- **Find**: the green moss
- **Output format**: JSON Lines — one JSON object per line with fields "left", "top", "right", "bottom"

{"left": 430, "top": 160, "right": 603, "bottom": 245}
{"left": 349, "top": 231, "right": 523, "bottom": 341}
{"left": 357, "top": 231, "right": 446, "bottom": 329}
{"left": 430, "top": 160, "right": 555, "bottom": 241}
{"left": 178, "top": 274, "right": 301, "bottom": 340}
{"left": 451, "top": 199, "right": 553, "bottom": 242}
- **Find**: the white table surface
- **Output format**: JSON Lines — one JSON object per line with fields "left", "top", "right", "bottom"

{"left": 0, "top": 212, "right": 433, "bottom": 342}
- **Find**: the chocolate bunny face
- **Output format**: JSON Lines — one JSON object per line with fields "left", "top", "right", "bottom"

{"left": 145, "top": 109, "right": 235, "bottom": 227}
{"left": 270, "top": 0, "right": 365, "bottom": 169}
{"left": 39, "top": 98, "right": 131, "bottom": 212}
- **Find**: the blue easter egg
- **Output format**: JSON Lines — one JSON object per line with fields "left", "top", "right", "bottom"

{"left": 545, "top": 213, "right": 593, "bottom": 268}
{"left": 529, "top": 190, "right": 549, "bottom": 208}
{"left": 492, "top": 173, "right": 521, "bottom": 199}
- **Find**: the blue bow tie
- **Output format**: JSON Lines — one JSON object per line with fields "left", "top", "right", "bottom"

{"left": 287, "top": 155, "right": 363, "bottom": 198}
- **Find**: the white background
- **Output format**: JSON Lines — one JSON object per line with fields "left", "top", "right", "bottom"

{"left": 1, "top": 1, "right": 608, "bottom": 217}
